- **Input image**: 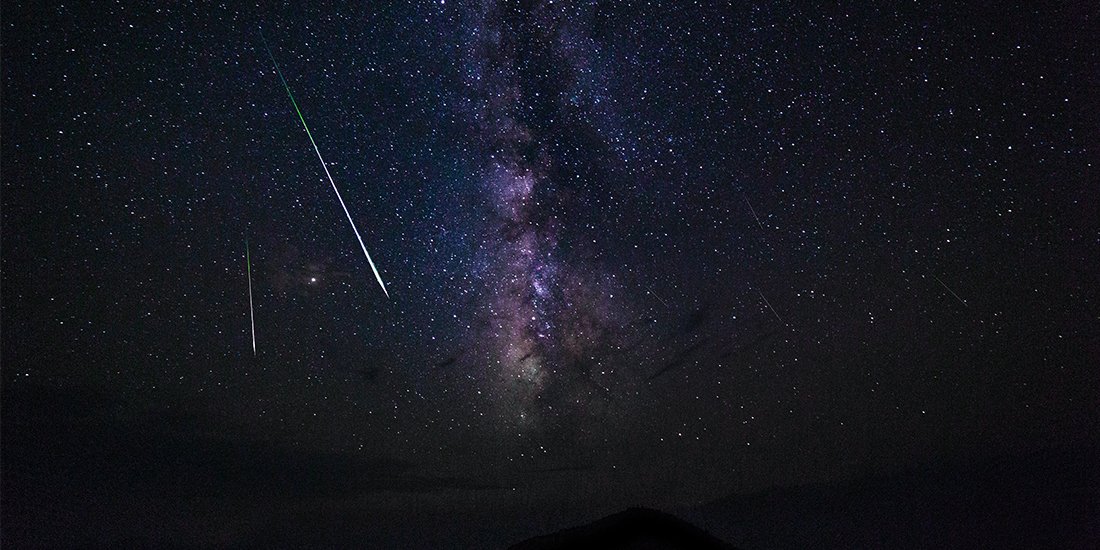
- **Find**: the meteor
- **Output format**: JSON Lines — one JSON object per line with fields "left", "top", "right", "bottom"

{"left": 260, "top": 35, "right": 390, "bottom": 298}
{"left": 743, "top": 193, "right": 766, "bottom": 232}
{"left": 645, "top": 284, "right": 671, "bottom": 308}
{"left": 246, "top": 239, "right": 256, "bottom": 355}
{"left": 756, "top": 288, "right": 785, "bottom": 326}
{"left": 932, "top": 274, "right": 968, "bottom": 308}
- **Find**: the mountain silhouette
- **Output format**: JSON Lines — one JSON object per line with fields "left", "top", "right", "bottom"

{"left": 508, "top": 507, "right": 740, "bottom": 550}
{"left": 685, "top": 445, "right": 1100, "bottom": 549}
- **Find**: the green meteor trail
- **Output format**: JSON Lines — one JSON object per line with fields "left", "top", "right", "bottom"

{"left": 261, "top": 35, "right": 390, "bottom": 298}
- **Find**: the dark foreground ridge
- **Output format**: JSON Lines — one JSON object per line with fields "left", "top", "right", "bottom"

{"left": 687, "top": 444, "right": 1100, "bottom": 549}
{"left": 508, "top": 507, "right": 740, "bottom": 550}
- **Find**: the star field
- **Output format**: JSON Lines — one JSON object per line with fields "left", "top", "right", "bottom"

{"left": 2, "top": 1, "right": 1097, "bottom": 547}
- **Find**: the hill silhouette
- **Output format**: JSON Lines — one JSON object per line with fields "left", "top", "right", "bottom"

{"left": 685, "top": 445, "right": 1099, "bottom": 549}
{"left": 508, "top": 507, "right": 740, "bottom": 550}
{"left": 508, "top": 446, "right": 1098, "bottom": 549}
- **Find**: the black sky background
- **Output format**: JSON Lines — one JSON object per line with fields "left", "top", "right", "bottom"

{"left": 2, "top": 1, "right": 1098, "bottom": 547}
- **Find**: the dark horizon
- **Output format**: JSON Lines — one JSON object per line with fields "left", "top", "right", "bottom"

{"left": 3, "top": 1, "right": 1098, "bottom": 547}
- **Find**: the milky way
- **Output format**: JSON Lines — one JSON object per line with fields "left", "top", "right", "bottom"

{"left": 462, "top": 1, "right": 629, "bottom": 430}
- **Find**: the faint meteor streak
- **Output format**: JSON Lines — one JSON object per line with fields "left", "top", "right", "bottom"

{"left": 261, "top": 35, "right": 390, "bottom": 298}
{"left": 932, "top": 274, "right": 968, "bottom": 308}
{"left": 246, "top": 239, "right": 256, "bottom": 356}
{"left": 756, "top": 288, "right": 785, "bottom": 325}
{"left": 645, "top": 284, "right": 671, "bottom": 308}
{"left": 743, "top": 193, "right": 766, "bottom": 232}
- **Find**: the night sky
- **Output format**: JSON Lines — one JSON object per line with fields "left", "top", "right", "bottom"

{"left": 2, "top": 1, "right": 1098, "bottom": 547}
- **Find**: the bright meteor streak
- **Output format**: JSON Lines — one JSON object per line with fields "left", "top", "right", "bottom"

{"left": 261, "top": 35, "right": 390, "bottom": 298}
{"left": 246, "top": 239, "right": 256, "bottom": 356}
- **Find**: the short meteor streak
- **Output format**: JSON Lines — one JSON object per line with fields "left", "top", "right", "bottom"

{"left": 645, "top": 284, "right": 671, "bottom": 308}
{"left": 246, "top": 239, "right": 257, "bottom": 356}
{"left": 932, "top": 274, "right": 968, "bottom": 308}
{"left": 756, "top": 288, "right": 785, "bottom": 326}
{"left": 261, "top": 36, "right": 390, "bottom": 298}
{"left": 743, "top": 193, "right": 766, "bottom": 232}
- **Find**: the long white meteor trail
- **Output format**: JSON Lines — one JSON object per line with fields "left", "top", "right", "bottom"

{"left": 246, "top": 239, "right": 256, "bottom": 355}
{"left": 261, "top": 37, "right": 390, "bottom": 298}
